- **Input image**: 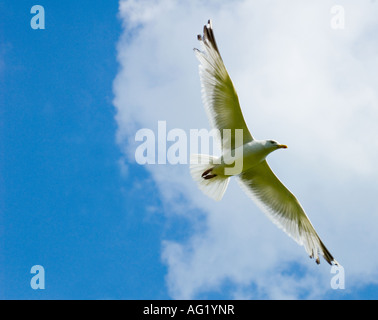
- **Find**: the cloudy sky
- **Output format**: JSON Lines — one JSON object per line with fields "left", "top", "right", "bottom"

{"left": 2, "top": 0, "right": 378, "bottom": 299}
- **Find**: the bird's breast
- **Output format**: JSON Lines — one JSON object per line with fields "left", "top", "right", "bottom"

{"left": 213, "top": 142, "right": 267, "bottom": 176}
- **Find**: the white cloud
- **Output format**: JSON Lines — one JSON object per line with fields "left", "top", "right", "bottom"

{"left": 114, "top": 0, "right": 378, "bottom": 299}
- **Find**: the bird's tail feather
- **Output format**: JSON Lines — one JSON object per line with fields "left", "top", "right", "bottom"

{"left": 190, "top": 154, "right": 230, "bottom": 201}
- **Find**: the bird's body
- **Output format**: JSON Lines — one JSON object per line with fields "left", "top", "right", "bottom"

{"left": 211, "top": 140, "right": 286, "bottom": 176}
{"left": 191, "top": 20, "right": 339, "bottom": 266}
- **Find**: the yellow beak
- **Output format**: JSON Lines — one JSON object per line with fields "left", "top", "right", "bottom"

{"left": 278, "top": 144, "right": 288, "bottom": 149}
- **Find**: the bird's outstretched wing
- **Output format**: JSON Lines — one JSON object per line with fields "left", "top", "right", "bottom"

{"left": 195, "top": 20, "right": 253, "bottom": 150}
{"left": 238, "top": 160, "right": 338, "bottom": 265}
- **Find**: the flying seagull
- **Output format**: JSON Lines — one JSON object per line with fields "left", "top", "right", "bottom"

{"left": 191, "top": 20, "right": 339, "bottom": 265}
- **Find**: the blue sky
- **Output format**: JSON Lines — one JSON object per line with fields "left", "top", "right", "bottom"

{"left": 1, "top": 1, "right": 171, "bottom": 299}
{"left": 2, "top": 1, "right": 378, "bottom": 300}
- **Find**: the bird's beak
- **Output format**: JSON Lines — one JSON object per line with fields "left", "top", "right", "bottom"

{"left": 278, "top": 144, "right": 288, "bottom": 149}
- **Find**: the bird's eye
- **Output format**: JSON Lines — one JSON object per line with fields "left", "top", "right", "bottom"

{"left": 270, "top": 140, "right": 275, "bottom": 144}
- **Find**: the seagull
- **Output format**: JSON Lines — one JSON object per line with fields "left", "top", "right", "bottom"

{"left": 191, "top": 20, "right": 339, "bottom": 266}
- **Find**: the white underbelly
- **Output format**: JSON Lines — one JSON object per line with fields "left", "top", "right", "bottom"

{"left": 212, "top": 143, "right": 266, "bottom": 176}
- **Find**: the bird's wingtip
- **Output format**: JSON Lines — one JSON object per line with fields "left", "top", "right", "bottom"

{"left": 196, "top": 19, "right": 221, "bottom": 56}
{"left": 332, "top": 259, "right": 341, "bottom": 267}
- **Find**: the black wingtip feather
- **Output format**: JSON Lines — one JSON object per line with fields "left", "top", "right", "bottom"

{"left": 196, "top": 19, "right": 221, "bottom": 56}
{"left": 322, "top": 244, "right": 337, "bottom": 266}
{"left": 309, "top": 238, "right": 337, "bottom": 266}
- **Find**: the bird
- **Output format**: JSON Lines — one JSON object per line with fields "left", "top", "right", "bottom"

{"left": 190, "top": 19, "right": 339, "bottom": 266}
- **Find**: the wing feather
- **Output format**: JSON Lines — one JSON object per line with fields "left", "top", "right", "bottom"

{"left": 238, "top": 160, "right": 338, "bottom": 265}
{"left": 195, "top": 20, "right": 253, "bottom": 150}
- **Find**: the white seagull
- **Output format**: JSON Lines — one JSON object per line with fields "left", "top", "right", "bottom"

{"left": 191, "top": 20, "right": 339, "bottom": 265}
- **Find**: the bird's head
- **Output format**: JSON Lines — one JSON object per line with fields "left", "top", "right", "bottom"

{"left": 266, "top": 140, "right": 288, "bottom": 151}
